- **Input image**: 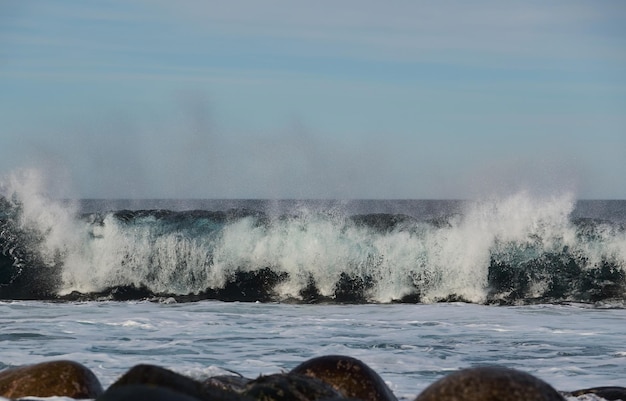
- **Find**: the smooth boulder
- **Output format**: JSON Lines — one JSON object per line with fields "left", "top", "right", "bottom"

{"left": 0, "top": 360, "right": 103, "bottom": 399}
{"left": 96, "top": 385, "right": 203, "bottom": 401}
{"left": 291, "top": 355, "right": 397, "bottom": 401}
{"left": 242, "top": 373, "right": 342, "bottom": 401}
{"left": 414, "top": 366, "right": 564, "bottom": 401}
{"left": 106, "top": 364, "right": 246, "bottom": 401}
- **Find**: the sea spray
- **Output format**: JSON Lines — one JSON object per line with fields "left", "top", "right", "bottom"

{"left": 463, "top": 192, "right": 577, "bottom": 302}
{"left": 58, "top": 193, "right": 626, "bottom": 303}
{"left": 0, "top": 169, "right": 84, "bottom": 297}
{"left": 1, "top": 169, "right": 624, "bottom": 303}
{"left": 0, "top": 169, "right": 80, "bottom": 262}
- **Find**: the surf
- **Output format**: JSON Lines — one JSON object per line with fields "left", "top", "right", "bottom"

{"left": 1, "top": 169, "right": 625, "bottom": 305}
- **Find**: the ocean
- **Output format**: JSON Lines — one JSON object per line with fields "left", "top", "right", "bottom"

{"left": 1, "top": 174, "right": 626, "bottom": 399}
{"left": 1, "top": 301, "right": 625, "bottom": 400}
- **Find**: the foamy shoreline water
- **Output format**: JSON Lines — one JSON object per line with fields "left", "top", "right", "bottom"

{"left": 1, "top": 301, "right": 625, "bottom": 400}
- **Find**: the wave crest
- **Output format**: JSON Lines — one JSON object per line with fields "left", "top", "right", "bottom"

{"left": 1, "top": 171, "right": 624, "bottom": 304}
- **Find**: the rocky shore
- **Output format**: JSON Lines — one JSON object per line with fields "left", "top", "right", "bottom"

{"left": 0, "top": 356, "right": 623, "bottom": 401}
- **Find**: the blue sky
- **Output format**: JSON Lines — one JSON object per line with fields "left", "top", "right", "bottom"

{"left": 1, "top": 1, "right": 625, "bottom": 199}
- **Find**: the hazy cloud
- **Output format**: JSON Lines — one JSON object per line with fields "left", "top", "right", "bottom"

{"left": 147, "top": 0, "right": 626, "bottom": 63}
{"left": 1, "top": 1, "right": 625, "bottom": 199}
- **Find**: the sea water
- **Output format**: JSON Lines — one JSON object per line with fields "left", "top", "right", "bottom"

{"left": 1, "top": 169, "right": 625, "bottom": 399}
{"left": 0, "top": 300, "right": 625, "bottom": 400}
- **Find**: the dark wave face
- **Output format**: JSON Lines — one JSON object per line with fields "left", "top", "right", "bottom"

{"left": 1, "top": 181, "right": 625, "bottom": 305}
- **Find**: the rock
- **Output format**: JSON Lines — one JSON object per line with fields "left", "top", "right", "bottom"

{"left": 108, "top": 364, "right": 202, "bottom": 394}
{"left": 107, "top": 364, "right": 247, "bottom": 401}
{"left": 291, "top": 355, "right": 397, "bottom": 401}
{"left": 202, "top": 375, "right": 252, "bottom": 393}
{"left": 565, "top": 387, "right": 626, "bottom": 401}
{"left": 414, "top": 366, "right": 564, "bottom": 401}
{"left": 96, "top": 384, "right": 203, "bottom": 401}
{"left": 242, "top": 373, "right": 342, "bottom": 401}
{"left": 0, "top": 360, "right": 103, "bottom": 399}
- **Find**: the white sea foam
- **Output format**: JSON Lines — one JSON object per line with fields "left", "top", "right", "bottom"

{"left": 0, "top": 301, "right": 624, "bottom": 400}
{"left": 1, "top": 169, "right": 624, "bottom": 303}
{"left": 0, "top": 169, "right": 83, "bottom": 267}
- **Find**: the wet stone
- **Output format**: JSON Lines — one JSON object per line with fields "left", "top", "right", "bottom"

{"left": 414, "top": 366, "right": 565, "bottom": 401}
{"left": 203, "top": 375, "right": 252, "bottom": 393}
{"left": 105, "top": 364, "right": 246, "bottom": 401}
{"left": 96, "top": 384, "right": 203, "bottom": 401}
{"left": 0, "top": 360, "right": 103, "bottom": 399}
{"left": 291, "top": 355, "right": 398, "bottom": 401}
{"left": 564, "top": 387, "right": 626, "bottom": 401}
{"left": 242, "top": 373, "right": 342, "bottom": 401}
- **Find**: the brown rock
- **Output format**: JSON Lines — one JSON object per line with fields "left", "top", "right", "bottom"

{"left": 0, "top": 360, "right": 103, "bottom": 399}
{"left": 291, "top": 355, "right": 397, "bottom": 401}
{"left": 414, "top": 366, "right": 564, "bottom": 401}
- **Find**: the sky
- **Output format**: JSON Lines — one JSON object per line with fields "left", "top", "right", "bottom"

{"left": 1, "top": 1, "right": 625, "bottom": 199}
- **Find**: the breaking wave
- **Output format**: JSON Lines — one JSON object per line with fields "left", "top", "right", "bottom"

{"left": 1, "top": 169, "right": 625, "bottom": 304}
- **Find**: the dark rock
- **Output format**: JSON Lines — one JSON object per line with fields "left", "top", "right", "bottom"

{"left": 108, "top": 364, "right": 247, "bottom": 401}
{"left": 242, "top": 373, "right": 342, "bottom": 401}
{"left": 414, "top": 366, "right": 564, "bottom": 401}
{"left": 109, "top": 364, "right": 202, "bottom": 394}
{"left": 203, "top": 375, "right": 252, "bottom": 393}
{"left": 565, "top": 386, "right": 626, "bottom": 401}
{"left": 96, "top": 384, "right": 203, "bottom": 401}
{"left": 0, "top": 360, "right": 103, "bottom": 399}
{"left": 291, "top": 355, "right": 397, "bottom": 401}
